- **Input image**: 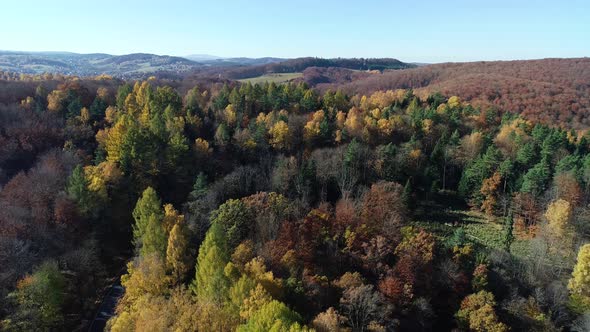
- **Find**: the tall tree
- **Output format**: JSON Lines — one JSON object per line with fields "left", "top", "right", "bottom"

{"left": 132, "top": 187, "right": 163, "bottom": 251}
{"left": 66, "top": 165, "right": 94, "bottom": 216}
{"left": 569, "top": 244, "right": 590, "bottom": 313}
{"left": 166, "top": 221, "right": 192, "bottom": 284}
{"left": 191, "top": 222, "right": 230, "bottom": 303}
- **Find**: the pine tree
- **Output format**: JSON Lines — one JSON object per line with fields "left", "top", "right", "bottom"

{"left": 520, "top": 158, "right": 550, "bottom": 196}
{"left": 66, "top": 165, "right": 94, "bottom": 216}
{"left": 140, "top": 214, "right": 167, "bottom": 258}
{"left": 189, "top": 172, "right": 208, "bottom": 201}
{"left": 132, "top": 187, "right": 163, "bottom": 251}
{"left": 211, "top": 199, "right": 252, "bottom": 249}
{"left": 191, "top": 222, "right": 230, "bottom": 303}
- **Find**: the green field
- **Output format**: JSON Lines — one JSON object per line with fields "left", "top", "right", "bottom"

{"left": 238, "top": 72, "right": 303, "bottom": 84}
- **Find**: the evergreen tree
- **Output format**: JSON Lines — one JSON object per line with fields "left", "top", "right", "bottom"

{"left": 520, "top": 158, "right": 551, "bottom": 196}
{"left": 191, "top": 222, "right": 230, "bottom": 303}
{"left": 132, "top": 187, "right": 163, "bottom": 251}
{"left": 211, "top": 199, "right": 252, "bottom": 249}
{"left": 66, "top": 165, "right": 95, "bottom": 216}
{"left": 300, "top": 89, "right": 318, "bottom": 112}
{"left": 190, "top": 173, "right": 208, "bottom": 200}
{"left": 140, "top": 214, "right": 167, "bottom": 258}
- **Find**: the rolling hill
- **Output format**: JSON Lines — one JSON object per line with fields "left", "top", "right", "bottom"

{"left": 315, "top": 58, "right": 590, "bottom": 128}
{"left": 0, "top": 51, "right": 203, "bottom": 78}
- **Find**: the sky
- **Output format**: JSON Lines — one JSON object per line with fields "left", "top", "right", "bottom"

{"left": 1, "top": 0, "right": 589, "bottom": 63}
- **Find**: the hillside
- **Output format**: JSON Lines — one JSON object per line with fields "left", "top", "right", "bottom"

{"left": 317, "top": 58, "right": 590, "bottom": 128}
{"left": 0, "top": 51, "right": 204, "bottom": 78}
{"left": 207, "top": 57, "right": 414, "bottom": 80}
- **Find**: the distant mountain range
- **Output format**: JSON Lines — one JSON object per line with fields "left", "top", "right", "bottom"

{"left": 0, "top": 51, "right": 289, "bottom": 78}
{"left": 0, "top": 51, "right": 413, "bottom": 79}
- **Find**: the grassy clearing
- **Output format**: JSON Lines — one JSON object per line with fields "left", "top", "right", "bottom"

{"left": 238, "top": 72, "right": 303, "bottom": 84}
{"left": 411, "top": 194, "right": 533, "bottom": 258}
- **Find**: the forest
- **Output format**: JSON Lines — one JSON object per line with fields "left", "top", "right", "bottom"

{"left": 2, "top": 72, "right": 590, "bottom": 332}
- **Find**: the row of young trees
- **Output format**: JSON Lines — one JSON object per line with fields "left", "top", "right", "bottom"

{"left": 2, "top": 74, "right": 590, "bottom": 331}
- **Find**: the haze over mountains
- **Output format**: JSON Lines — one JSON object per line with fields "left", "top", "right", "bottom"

{"left": 0, "top": 50, "right": 295, "bottom": 77}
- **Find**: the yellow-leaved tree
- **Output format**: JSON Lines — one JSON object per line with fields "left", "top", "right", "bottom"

{"left": 568, "top": 244, "right": 590, "bottom": 313}
{"left": 269, "top": 120, "right": 290, "bottom": 150}
{"left": 545, "top": 198, "right": 572, "bottom": 238}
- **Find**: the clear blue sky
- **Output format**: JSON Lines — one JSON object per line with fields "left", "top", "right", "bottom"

{"left": 2, "top": 0, "right": 588, "bottom": 62}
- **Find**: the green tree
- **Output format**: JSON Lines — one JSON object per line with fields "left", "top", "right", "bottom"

{"left": 191, "top": 222, "right": 230, "bottom": 303}
{"left": 300, "top": 89, "right": 318, "bottom": 112}
{"left": 66, "top": 165, "right": 95, "bottom": 216}
{"left": 141, "top": 214, "right": 167, "bottom": 258}
{"left": 3, "top": 261, "right": 66, "bottom": 331}
{"left": 521, "top": 158, "right": 551, "bottom": 196}
{"left": 116, "top": 83, "right": 132, "bottom": 110}
{"left": 459, "top": 146, "right": 501, "bottom": 204}
{"left": 132, "top": 187, "right": 163, "bottom": 252}
{"left": 237, "top": 300, "right": 304, "bottom": 332}
{"left": 189, "top": 172, "right": 208, "bottom": 201}
{"left": 211, "top": 199, "right": 252, "bottom": 249}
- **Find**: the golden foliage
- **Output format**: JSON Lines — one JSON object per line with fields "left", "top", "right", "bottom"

{"left": 568, "top": 244, "right": 590, "bottom": 311}
{"left": 269, "top": 120, "right": 290, "bottom": 150}
{"left": 195, "top": 138, "right": 211, "bottom": 156}
{"left": 544, "top": 198, "right": 572, "bottom": 238}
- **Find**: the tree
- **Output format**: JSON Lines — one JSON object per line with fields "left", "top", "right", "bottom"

{"left": 141, "top": 214, "right": 167, "bottom": 258}
{"left": 569, "top": 244, "right": 590, "bottom": 313}
{"left": 189, "top": 172, "right": 208, "bottom": 201}
{"left": 456, "top": 291, "right": 508, "bottom": 332}
{"left": 361, "top": 181, "right": 407, "bottom": 241}
{"left": 66, "top": 165, "right": 95, "bottom": 216}
{"left": 237, "top": 300, "right": 304, "bottom": 332}
{"left": 211, "top": 199, "right": 252, "bottom": 249}
{"left": 132, "top": 187, "right": 163, "bottom": 252}
{"left": 269, "top": 120, "right": 290, "bottom": 150}
{"left": 119, "top": 254, "right": 170, "bottom": 306}
{"left": 459, "top": 146, "right": 501, "bottom": 204}
{"left": 312, "top": 307, "right": 343, "bottom": 332}
{"left": 191, "top": 222, "right": 230, "bottom": 303}
{"left": 166, "top": 221, "right": 192, "bottom": 284}
{"left": 521, "top": 158, "right": 551, "bottom": 196}
{"left": 240, "top": 283, "right": 273, "bottom": 320}
{"left": 301, "top": 89, "right": 318, "bottom": 112}
{"left": 480, "top": 171, "right": 502, "bottom": 215}
{"left": 339, "top": 284, "right": 388, "bottom": 332}
{"left": 544, "top": 198, "right": 572, "bottom": 238}
{"left": 3, "top": 261, "right": 66, "bottom": 331}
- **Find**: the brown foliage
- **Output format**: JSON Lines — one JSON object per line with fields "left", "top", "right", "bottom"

{"left": 360, "top": 181, "right": 406, "bottom": 242}
{"left": 327, "top": 58, "right": 590, "bottom": 129}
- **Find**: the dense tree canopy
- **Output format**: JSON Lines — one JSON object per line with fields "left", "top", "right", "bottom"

{"left": 2, "top": 73, "right": 590, "bottom": 331}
